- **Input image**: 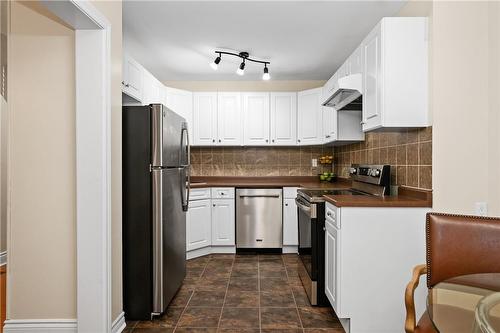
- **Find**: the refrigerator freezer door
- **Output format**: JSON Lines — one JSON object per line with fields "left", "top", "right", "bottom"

{"left": 152, "top": 168, "right": 186, "bottom": 315}
{"left": 151, "top": 104, "right": 187, "bottom": 167}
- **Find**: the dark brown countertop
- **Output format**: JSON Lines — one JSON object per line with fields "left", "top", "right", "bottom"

{"left": 323, "top": 186, "right": 432, "bottom": 208}
{"left": 190, "top": 176, "right": 432, "bottom": 208}
{"left": 190, "top": 176, "right": 351, "bottom": 190}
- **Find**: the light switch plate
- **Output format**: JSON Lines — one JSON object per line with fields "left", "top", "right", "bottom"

{"left": 475, "top": 202, "right": 488, "bottom": 216}
{"left": 312, "top": 158, "right": 318, "bottom": 167}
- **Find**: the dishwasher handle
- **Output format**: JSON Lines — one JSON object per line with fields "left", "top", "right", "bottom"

{"left": 239, "top": 194, "right": 281, "bottom": 198}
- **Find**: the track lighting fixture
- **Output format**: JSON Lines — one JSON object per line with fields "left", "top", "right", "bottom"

{"left": 210, "top": 53, "right": 221, "bottom": 70}
{"left": 209, "top": 50, "right": 271, "bottom": 80}
{"left": 263, "top": 65, "right": 270, "bottom": 81}
{"left": 236, "top": 60, "right": 245, "bottom": 76}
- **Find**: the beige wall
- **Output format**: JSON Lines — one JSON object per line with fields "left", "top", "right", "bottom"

{"left": 163, "top": 80, "right": 325, "bottom": 92}
{"left": 7, "top": 0, "right": 123, "bottom": 321}
{"left": 8, "top": 0, "right": 76, "bottom": 318}
{"left": 431, "top": 1, "right": 500, "bottom": 215}
{"left": 90, "top": 0, "right": 123, "bottom": 321}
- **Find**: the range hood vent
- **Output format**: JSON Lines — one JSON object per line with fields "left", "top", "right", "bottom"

{"left": 322, "top": 73, "right": 362, "bottom": 111}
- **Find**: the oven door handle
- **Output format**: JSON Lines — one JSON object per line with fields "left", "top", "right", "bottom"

{"left": 295, "top": 198, "right": 311, "bottom": 213}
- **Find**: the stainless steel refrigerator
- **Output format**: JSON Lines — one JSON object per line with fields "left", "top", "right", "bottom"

{"left": 123, "top": 104, "right": 190, "bottom": 320}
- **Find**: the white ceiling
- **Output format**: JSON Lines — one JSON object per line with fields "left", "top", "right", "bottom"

{"left": 123, "top": 1, "right": 407, "bottom": 81}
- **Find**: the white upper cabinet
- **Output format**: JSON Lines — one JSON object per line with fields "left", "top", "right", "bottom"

{"left": 362, "top": 17, "right": 429, "bottom": 131}
{"left": 142, "top": 70, "right": 164, "bottom": 105}
{"left": 349, "top": 45, "right": 364, "bottom": 75}
{"left": 217, "top": 92, "right": 243, "bottom": 146}
{"left": 322, "top": 107, "right": 337, "bottom": 143}
{"left": 297, "top": 88, "right": 323, "bottom": 145}
{"left": 165, "top": 87, "right": 194, "bottom": 142}
{"left": 243, "top": 93, "right": 270, "bottom": 145}
{"left": 193, "top": 92, "right": 218, "bottom": 146}
{"left": 122, "top": 54, "right": 143, "bottom": 102}
{"left": 270, "top": 92, "right": 297, "bottom": 146}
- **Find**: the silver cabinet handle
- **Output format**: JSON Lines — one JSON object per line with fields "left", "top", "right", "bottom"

{"left": 213, "top": 204, "right": 216, "bottom": 207}
{"left": 285, "top": 203, "right": 288, "bottom": 207}
{"left": 239, "top": 194, "right": 280, "bottom": 198}
{"left": 265, "top": 139, "right": 268, "bottom": 143}
{"left": 212, "top": 139, "right": 215, "bottom": 143}
{"left": 272, "top": 139, "right": 275, "bottom": 143}
{"left": 297, "top": 139, "right": 301, "bottom": 143}
{"left": 360, "top": 121, "right": 366, "bottom": 125}
{"left": 218, "top": 139, "right": 221, "bottom": 143}
{"left": 327, "top": 212, "right": 333, "bottom": 217}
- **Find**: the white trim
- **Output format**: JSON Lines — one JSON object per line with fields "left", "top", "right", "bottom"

{"left": 3, "top": 319, "right": 77, "bottom": 333}
{"left": 0, "top": 251, "right": 6, "bottom": 266}
{"left": 282, "top": 246, "right": 298, "bottom": 254}
{"left": 41, "top": 1, "right": 114, "bottom": 332}
{"left": 111, "top": 312, "right": 125, "bottom": 333}
{"left": 186, "top": 246, "right": 236, "bottom": 260}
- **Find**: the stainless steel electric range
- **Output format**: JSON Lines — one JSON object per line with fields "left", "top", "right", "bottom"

{"left": 296, "top": 164, "right": 390, "bottom": 306}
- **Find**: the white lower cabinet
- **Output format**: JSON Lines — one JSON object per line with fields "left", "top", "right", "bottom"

{"left": 283, "top": 198, "right": 298, "bottom": 246}
{"left": 211, "top": 199, "right": 235, "bottom": 246}
{"left": 324, "top": 202, "right": 429, "bottom": 333}
{"left": 186, "top": 199, "right": 211, "bottom": 251}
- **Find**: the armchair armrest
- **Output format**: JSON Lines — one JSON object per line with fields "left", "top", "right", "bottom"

{"left": 405, "top": 264, "right": 427, "bottom": 333}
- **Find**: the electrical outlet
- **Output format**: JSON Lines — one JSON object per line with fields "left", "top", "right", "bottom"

{"left": 475, "top": 202, "right": 488, "bottom": 216}
{"left": 312, "top": 158, "right": 318, "bottom": 167}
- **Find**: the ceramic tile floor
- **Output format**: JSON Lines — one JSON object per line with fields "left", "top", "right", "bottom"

{"left": 125, "top": 254, "right": 345, "bottom": 333}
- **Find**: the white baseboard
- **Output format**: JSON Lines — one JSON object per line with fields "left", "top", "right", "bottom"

{"left": 112, "top": 312, "right": 126, "bottom": 333}
{"left": 3, "top": 313, "right": 125, "bottom": 333}
{"left": 3, "top": 319, "right": 77, "bottom": 333}
{"left": 0, "top": 251, "right": 6, "bottom": 266}
{"left": 187, "top": 246, "right": 236, "bottom": 260}
{"left": 282, "top": 246, "right": 298, "bottom": 254}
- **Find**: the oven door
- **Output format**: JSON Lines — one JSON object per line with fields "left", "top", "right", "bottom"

{"left": 296, "top": 196, "right": 316, "bottom": 279}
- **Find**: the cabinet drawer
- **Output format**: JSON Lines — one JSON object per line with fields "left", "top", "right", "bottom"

{"left": 190, "top": 188, "right": 211, "bottom": 201}
{"left": 211, "top": 187, "right": 235, "bottom": 199}
{"left": 325, "top": 202, "right": 340, "bottom": 229}
{"left": 283, "top": 187, "right": 299, "bottom": 199}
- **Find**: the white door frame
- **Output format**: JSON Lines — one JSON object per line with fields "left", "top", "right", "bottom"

{"left": 41, "top": 1, "right": 114, "bottom": 332}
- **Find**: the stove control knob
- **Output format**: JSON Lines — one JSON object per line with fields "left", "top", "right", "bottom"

{"left": 371, "top": 169, "right": 381, "bottom": 177}
{"left": 349, "top": 167, "right": 357, "bottom": 175}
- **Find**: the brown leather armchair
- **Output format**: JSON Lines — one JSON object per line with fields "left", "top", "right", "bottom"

{"left": 404, "top": 212, "right": 500, "bottom": 333}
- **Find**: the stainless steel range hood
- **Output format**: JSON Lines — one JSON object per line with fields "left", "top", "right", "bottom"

{"left": 322, "top": 73, "right": 362, "bottom": 111}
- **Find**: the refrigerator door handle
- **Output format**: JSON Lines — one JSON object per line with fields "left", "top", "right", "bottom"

{"left": 180, "top": 125, "right": 190, "bottom": 210}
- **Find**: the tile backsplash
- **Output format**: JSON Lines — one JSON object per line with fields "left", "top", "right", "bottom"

{"left": 191, "top": 146, "right": 334, "bottom": 177}
{"left": 334, "top": 127, "right": 432, "bottom": 190}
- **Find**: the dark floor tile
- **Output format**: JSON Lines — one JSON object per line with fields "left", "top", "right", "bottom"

{"left": 285, "top": 267, "right": 300, "bottom": 277}
{"left": 209, "top": 254, "right": 235, "bottom": 260}
{"left": 136, "top": 307, "right": 184, "bottom": 328}
{"left": 287, "top": 276, "right": 303, "bottom": 286}
{"left": 260, "top": 267, "right": 288, "bottom": 279}
{"left": 133, "top": 328, "right": 174, "bottom": 333}
{"left": 260, "top": 307, "right": 301, "bottom": 329}
{"left": 220, "top": 307, "right": 260, "bottom": 328}
{"left": 182, "top": 277, "right": 201, "bottom": 289}
{"left": 188, "top": 290, "right": 226, "bottom": 307}
{"left": 175, "top": 328, "right": 217, "bottom": 333}
{"left": 260, "top": 290, "right": 296, "bottom": 307}
{"left": 259, "top": 254, "right": 283, "bottom": 261}
{"left": 122, "top": 328, "right": 134, "bottom": 333}
{"left": 231, "top": 267, "right": 258, "bottom": 278}
{"left": 196, "top": 277, "right": 229, "bottom": 291}
{"left": 291, "top": 286, "right": 311, "bottom": 307}
{"left": 218, "top": 329, "right": 260, "bottom": 333}
{"left": 259, "top": 261, "right": 285, "bottom": 268}
{"left": 298, "top": 307, "right": 342, "bottom": 329}
{"left": 202, "top": 266, "right": 232, "bottom": 276}
{"left": 233, "top": 261, "right": 258, "bottom": 269}
{"left": 260, "top": 277, "right": 290, "bottom": 291}
{"left": 224, "top": 290, "right": 259, "bottom": 308}
{"left": 125, "top": 320, "right": 138, "bottom": 329}
{"left": 228, "top": 277, "right": 258, "bottom": 291}
{"left": 261, "top": 328, "right": 302, "bottom": 333}
{"left": 170, "top": 290, "right": 194, "bottom": 307}
{"left": 303, "top": 329, "right": 345, "bottom": 333}
{"left": 187, "top": 267, "right": 205, "bottom": 278}
{"left": 177, "top": 307, "right": 222, "bottom": 328}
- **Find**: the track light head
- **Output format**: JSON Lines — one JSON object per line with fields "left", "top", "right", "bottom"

{"left": 210, "top": 55, "right": 221, "bottom": 70}
{"left": 262, "top": 65, "right": 270, "bottom": 80}
{"left": 236, "top": 61, "right": 245, "bottom": 76}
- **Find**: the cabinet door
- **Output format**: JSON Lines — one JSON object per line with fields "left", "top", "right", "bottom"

{"left": 243, "top": 93, "right": 270, "bottom": 145}
{"left": 297, "top": 88, "right": 323, "bottom": 145}
{"left": 322, "top": 107, "right": 337, "bottom": 143}
{"left": 270, "top": 92, "right": 297, "bottom": 146}
{"left": 165, "top": 87, "right": 194, "bottom": 142}
{"left": 325, "top": 222, "right": 339, "bottom": 311}
{"left": 362, "top": 24, "right": 382, "bottom": 131}
{"left": 142, "top": 70, "right": 163, "bottom": 105}
{"left": 349, "top": 45, "right": 364, "bottom": 74}
{"left": 122, "top": 54, "right": 143, "bottom": 101}
{"left": 186, "top": 199, "right": 211, "bottom": 251}
{"left": 283, "top": 198, "right": 298, "bottom": 246}
{"left": 217, "top": 93, "right": 242, "bottom": 146}
{"left": 211, "top": 199, "right": 235, "bottom": 246}
{"left": 193, "top": 92, "right": 218, "bottom": 146}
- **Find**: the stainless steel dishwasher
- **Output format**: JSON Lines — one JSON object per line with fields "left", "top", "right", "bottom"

{"left": 236, "top": 188, "right": 283, "bottom": 249}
